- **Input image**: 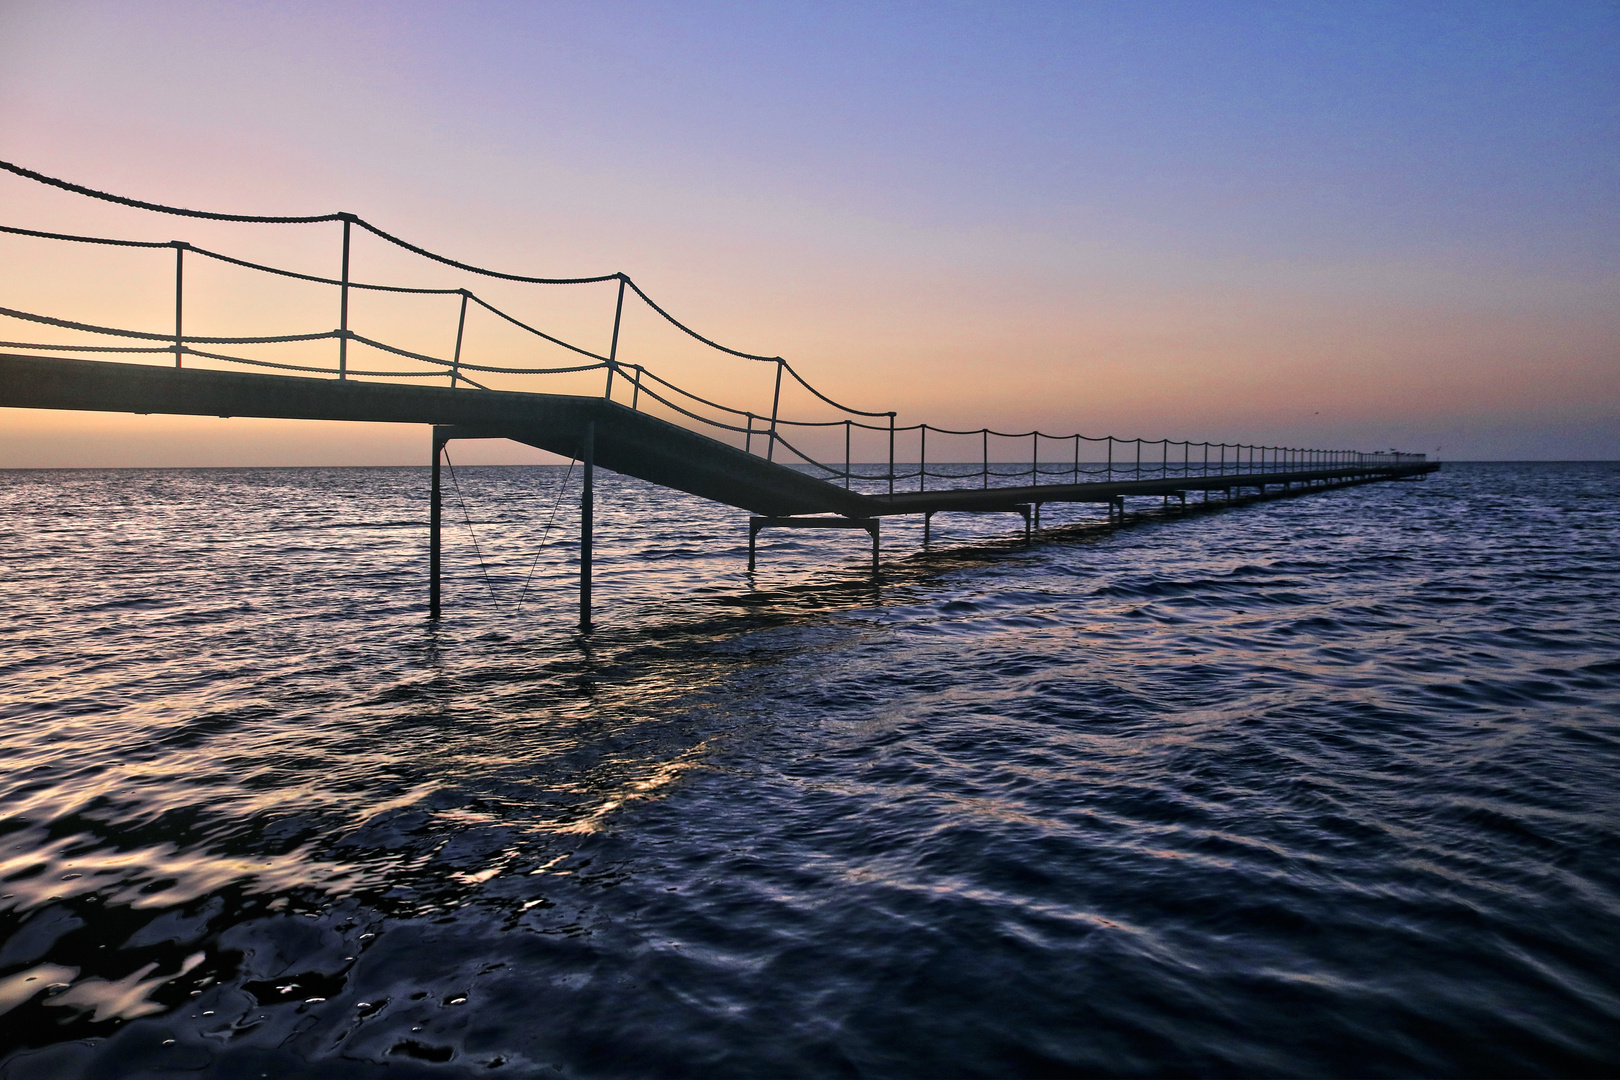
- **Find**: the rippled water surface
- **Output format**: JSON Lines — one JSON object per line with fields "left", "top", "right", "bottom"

{"left": 1, "top": 461, "right": 1617, "bottom": 1077}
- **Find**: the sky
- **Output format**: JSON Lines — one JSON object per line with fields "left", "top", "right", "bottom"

{"left": 0, "top": 0, "right": 1616, "bottom": 465}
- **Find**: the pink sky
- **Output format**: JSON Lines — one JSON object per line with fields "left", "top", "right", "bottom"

{"left": 2, "top": 2, "right": 1615, "bottom": 464}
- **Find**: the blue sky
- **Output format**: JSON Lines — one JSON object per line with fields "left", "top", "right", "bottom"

{"left": 0, "top": 1, "right": 1615, "bottom": 462}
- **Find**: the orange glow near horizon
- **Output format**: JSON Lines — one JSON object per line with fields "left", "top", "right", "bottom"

{"left": 1, "top": 3, "right": 1615, "bottom": 463}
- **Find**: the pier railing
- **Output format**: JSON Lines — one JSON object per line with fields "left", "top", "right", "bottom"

{"left": 1, "top": 160, "right": 1424, "bottom": 492}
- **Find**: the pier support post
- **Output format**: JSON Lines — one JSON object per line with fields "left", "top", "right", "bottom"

{"left": 580, "top": 420, "right": 594, "bottom": 631}
{"left": 1034, "top": 502, "right": 1042, "bottom": 536}
{"left": 923, "top": 510, "right": 933, "bottom": 548}
{"left": 747, "top": 516, "right": 880, "bottom": 577}
{"left": 430, "top": 427, "right": 447, "bottom": 619}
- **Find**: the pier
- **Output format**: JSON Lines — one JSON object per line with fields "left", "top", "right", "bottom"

{"left": 0, "top": 163, "right": 1437, "bottom": 627}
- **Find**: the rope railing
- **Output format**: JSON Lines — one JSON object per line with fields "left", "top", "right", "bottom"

{"left": 0, "top": 159, "right": 1426, "bottom": 494}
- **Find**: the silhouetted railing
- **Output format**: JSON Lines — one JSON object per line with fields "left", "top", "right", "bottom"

{"left": 0, "top": 160, "right": 1424, "bottom": 492}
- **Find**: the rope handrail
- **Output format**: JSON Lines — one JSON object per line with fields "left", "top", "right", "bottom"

{"left": 0, "top": 160, "right": 820, "bottom": 371}
{"left": 618, "top": 276, "right": 778, "bottom": 363}
{"left": 0, "top": 304, "right": 338, "bottom": 345}
{"left": 779, "top": 360, "right": 894, "bottom": 419}
{"left": 0, "top": 302, "right": 619, "bottom": 381}
{"left": 0, "top": 160, "right": 342, "bottom": 224}
{"left": 2, "top": 312, "right": 1419, "bottom": 474}
{"left": 629, "top": 364, "right": 752, "bottom": 418}
{"left": 351, "top": 218, "right": 620, "bottom": 286}
{"left": 188, "top": 243, "right": 463, "bottom": 295}
{"left": 181, "top": 345, "right": 445, "bottom": 379}
{"left": 774, "top": 417, "right": 869, "bottom": 428}
{"left": 0, "top": 159, "right": 615, "bottom": 282}
{"left": 350, "top": 332, "right": 610, "bottom": 378}
{"left": 0, "top": 161, "right": 1427, "bottom": 479}
{"left": 0, "top": 339, "right": 173, "bottom": 354}
{"left": 464, "top": 293, "right": 609, "bottom": 362}
{"left": 616, "top": 378, "right": 759, "bottom": 437}
{"left": 0, "top": 223, "right": 175, "bottom": 249}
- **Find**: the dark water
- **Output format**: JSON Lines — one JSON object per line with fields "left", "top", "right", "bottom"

{"left": 1, "top": 461, "right": 1617, "bottom": 1078}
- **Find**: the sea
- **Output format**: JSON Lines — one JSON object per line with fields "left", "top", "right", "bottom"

{"left": 0, "top": 460, "right": 1616, "bottom": 1078}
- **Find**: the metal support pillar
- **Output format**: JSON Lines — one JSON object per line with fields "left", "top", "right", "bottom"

{"left": 580, "top": 421, "right": 594, "bottom": 630}
{"left": 748, "top": 516, "right": 880, "bottom": 576}
{"left": 1021, "top": 505, "right": 1032, "bottom": 545}
{"left": 923, "top": 510, "right": 933, "bottom": 548}
{"left": 1033, "top": 502, "right": 1042, "bottom": 536}
{"left": 430, "top": 427, "right": 446, "bottom": 618}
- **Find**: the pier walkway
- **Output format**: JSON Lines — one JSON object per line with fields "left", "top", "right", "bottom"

{"left": 0, "top": 162, "right": 1437, "bottom": 626}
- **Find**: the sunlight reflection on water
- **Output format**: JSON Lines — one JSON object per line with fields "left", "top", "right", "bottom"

{"left": 0, "top": 462, "right": 1617, "bottom": 1076}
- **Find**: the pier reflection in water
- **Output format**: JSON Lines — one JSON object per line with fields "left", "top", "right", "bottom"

{"left": 0, "top": 462, "right": 1616, "bottom": 1076}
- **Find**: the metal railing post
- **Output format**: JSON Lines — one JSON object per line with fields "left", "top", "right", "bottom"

{"left": 767, "top": 359, "right": 784, "bottom": 461}
{"left": 1031, "top": 431, "right": 1038, "bottom": 486}
{"left": 1073, "top": 435, "right": 1080, "bottom": 484}
{"left": 450, "top": 290, "right": 468, "bottom": 388}
{"left": 919, "top": 425, "right": 927, "bottom": 492}
{"left": 888, "top": 413, "right": 896, "bottom": 496}
{"left": 632, "top": 367, "right": 642, "bottom": 410}
{"left": 1107, "top": 437, "right": 1113, "bottom": 482}
{"left": 172, "top": 241, "right": 184, "bottom": 369}
{"left": 982, "top": 430, "right": 989, "bottom": 489}
{"left": 604, "top": 276, "right": 625, "bottom": 400}
{"left": 338, "top": 215, "right": 351, "bottom": 380}
{"left": 845, "top": 420, "right": 852, "bottom": 489}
